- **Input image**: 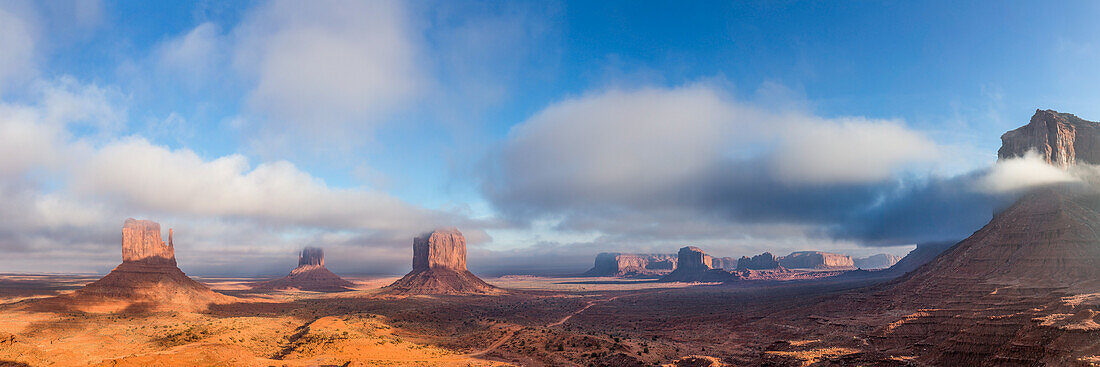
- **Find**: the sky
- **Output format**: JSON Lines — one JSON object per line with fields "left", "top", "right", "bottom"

{"left": 0, "top": 0, "right": 1097, "bottom": 276}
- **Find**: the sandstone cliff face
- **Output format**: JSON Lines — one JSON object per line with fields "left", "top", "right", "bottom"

{"left": 998, "top": 109, "right": 1100, "bottom": 168}
{"left": 736, "top": 252, "right": 781, "bottom": 270}
{"left": 778, "top": 251, "right": 854, "bottom": 269}
{"left": 584, "top": 253, "right": 677, "bottom": 278}
{"left": 385, "top": 228, "right": 497, "bottom": 295}
{"left": 412, "top": 228, "right": 467, "bottom": 272}
{"left": 659, "top": 246, "right": 734, "bottom": 283}
{"left": 121, "top": 218, "right": 175, "bottom": 266}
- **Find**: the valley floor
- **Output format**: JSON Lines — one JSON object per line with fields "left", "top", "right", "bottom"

{"left": 0, "top": 273, "right": 1095, "bottom": 366}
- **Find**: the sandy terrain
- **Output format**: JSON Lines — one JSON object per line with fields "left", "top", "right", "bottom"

{"left": 2, "top": 272, "right": 1095, "bottom": 366}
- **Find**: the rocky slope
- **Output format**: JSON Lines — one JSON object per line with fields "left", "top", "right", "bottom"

{"left": 762, "top": 187, "right": 1100, "bottom": 366}
{"left": 383, "top": 228, "right": 498, "bottom": 295}
{"left": 583, "top": 253, "right": 677, "bottom": 278}
{"left": 867, "top": 187, "right": 1100, "bottom": 365}
{"left": 253, "top": 247, "right": 354, "bottom": 292}
{"left": 998, "top": 109, "right": 1100, "bottom": 168}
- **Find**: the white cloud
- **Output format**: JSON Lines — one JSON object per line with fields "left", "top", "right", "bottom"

{"left": 772, "top": 116, "right": 940, "bottom": 184}
{"left": 233, "top": 0, "right": 425, "bottom": 132}
{"left": 0, "top": 76, "right": 470, "bottom": 274}
{"left": 491, "top": 83, "right": 941, "bottom": 210}
{"left": 70, "top": 138, "right": 448, "bottom": 231}
{"left": 154, "top": 22, "right": 225, "bottom": 84}
{"left": 975, "top": 151, "right": 1079, "bottom": 193}
{"left": 495, "top": 84, "right": 748, "bottom": 205}
{"left": 0, "top": 78, "right": 124, "bottom": 176}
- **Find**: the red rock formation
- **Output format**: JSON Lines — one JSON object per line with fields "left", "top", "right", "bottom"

{"left": 852, "top": 253, "right": 901, "bottom": 269}
{"left": 765, "top": 188, "right": 1100, "bottom": 365}
{"left": 862, "top": 187, "right": 1100, "bottom": 365}
{"left": 584, "top": 253, "right": 677, "bottom": 278}
{"left": 659, "top": 246, "right": 735, "bottom": 283}
{"left": 778, "top": 251, "right": 854, "bottom": 270}
{"left": 120, "top": 218, "right": 176, "bottom": 265}
{"left": 998, "top": 109, "right": 1100, "bottom": 168}
{"left": 736, "top": 252, "right": 782, "bottom": 270}
{"left": 35, "top": 219, "right": 231, "bottom": 312}
{"left": 384, "top": 228, "right": 498, "bottom": 295}
{"left": 253, "top": 247, "right": 353, "bottom": 292}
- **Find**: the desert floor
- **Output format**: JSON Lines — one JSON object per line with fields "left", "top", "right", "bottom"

{"left": 0, "top": 273, "right": 885, "bottom": 366}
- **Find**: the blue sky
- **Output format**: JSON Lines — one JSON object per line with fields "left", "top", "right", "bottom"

{"left": 0, "top": 0, "right": 1096, "bottom": 275}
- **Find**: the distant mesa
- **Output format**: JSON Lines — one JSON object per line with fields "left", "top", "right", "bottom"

{"left": 253, "top": 247, "right": 354, "bottom": 292}
{"left": 710, "top": 256, "right": 737, "bottom": 270}
{"left": 736, "top": 252, "right": 782, "bottom": 270}
{"left": 34, "top": 218, "right": 231, "bottom": 312}
{"left": 658, "top": 246, "right": 736, "bottom": 283}
{"left": 998, "top": 109, "right": 1100, "bottom": 168}
{"left": 778, "top": 251, "right": 855, "bottom": 270}
{"left": 852, "top": 253, "right": 902, "bottom": 269}
{"left": 383, "top": 228, "right": 499, "bottom": 295}
{"left": 583, "top": 253, "right": 677, "bottom": 278}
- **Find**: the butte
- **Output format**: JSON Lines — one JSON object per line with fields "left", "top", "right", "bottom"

{"left": 34, "top": 218, "right": 232, "bottom": 312}
{"left": 253, "top": 247, "right": 354, "bottom": 292}
{"left": 382, "top": 228, "right": 498, "bottom": 295}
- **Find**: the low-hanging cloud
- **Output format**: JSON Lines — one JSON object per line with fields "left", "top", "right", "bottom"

{"left": 481, "top": 82, "right": 1045, "bottom": 261}
{"left": 975, "top": 151, "right": 1079, "bottom": 193}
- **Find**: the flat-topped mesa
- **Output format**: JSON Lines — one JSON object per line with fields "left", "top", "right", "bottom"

{"left": 779, "top": 251, "right": 854, "bottom": 270}
{"left": 998, "top": 109, "right": 1100, "bottom": 168}
{"left": 384, "top": 228, "right": 498, "bottom": 295}
{"left": 298, "top": 247, "right": 325, "bottom": 267}
{"left": 412, "top": 227, "right": 467, "bottom": 272}
{"left": 737, "top": 252, "right": 782, "bottom": 270}
{"left": 853, "top": 253, "right": 902, "bottom": 269}
{"left": 584, "top": 253, "right": 677, "bottom": 278}
{"left": 121, "top": 218, "right": 175, "bottom": 266}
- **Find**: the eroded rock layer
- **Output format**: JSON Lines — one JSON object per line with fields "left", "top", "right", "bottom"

{"left": 761, "top": 187, "right": 1100, "bottom": 366}
{"left": 583, "top": 253, "right": 677, "bottom": 278}
{"left": 998, "top": 109, "right": 1100, "bottom": 168}
{"left": 384, "top": 228, "right": 497, "bottom": 295}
